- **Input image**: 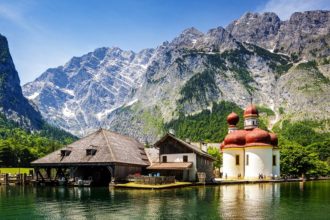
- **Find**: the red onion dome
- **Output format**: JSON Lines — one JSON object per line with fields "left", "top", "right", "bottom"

{"left": 227, "top": 112, "right": 239, "bottom": 126}
{"left": 269, "top": 133, "right": 278, "bottom": 146}
{"left": 223, "top": 130, "right": 247, "bottom": 147}
{"left": 245, "top": 128, "right": 271, "bottom": 146}
{"left": 244, "top": 104, "right": 258, "bottom": 118}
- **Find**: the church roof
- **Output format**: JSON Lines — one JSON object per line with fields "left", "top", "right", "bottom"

{"left": 221, "top": 105, "right": 278, "bottom": 150}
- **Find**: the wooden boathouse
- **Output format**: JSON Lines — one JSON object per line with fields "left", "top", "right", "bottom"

{"left": 31, "top": 128, "right": 149, "bottom": 186}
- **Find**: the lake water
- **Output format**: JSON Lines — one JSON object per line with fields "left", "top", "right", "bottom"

{"left": 0, "top": 181, "right": 329, "bottom": 219}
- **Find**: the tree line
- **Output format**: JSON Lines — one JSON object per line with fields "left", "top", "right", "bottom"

{"left": 0, "top": 114, "right": 76, "bottom": 167}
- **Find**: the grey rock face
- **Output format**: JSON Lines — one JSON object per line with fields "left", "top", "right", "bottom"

{"left": 226, "top": 12, "right": 281, "bottom": 49}
{"left": 227, "top": 10, "right": 330, "bottom": 59}
{"left": 277, "top": 11, "right": 330, "bottom": 59}
{"left": 23, "top": 47, "right": 155, "bottom": 136}
{"left": 0, "top": 34, "right": 43, "bottom": 129}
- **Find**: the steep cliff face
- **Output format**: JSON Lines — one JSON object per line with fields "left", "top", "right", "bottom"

{"left": 226, "top": 12, "right": 281, "bottom": 50}
{"left": 227, "top": 10, "right": 330, "bottom": 59}
{"left": 23, "top": 10, "right": 330, "bottom": 142}
{"left": 0, "top": 34, "right": 43, "bottom": 129}
{"left": 23, "top": 47, "right": 155, "bottom": 136}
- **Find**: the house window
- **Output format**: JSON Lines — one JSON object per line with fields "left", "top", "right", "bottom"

{"left": 246, "top": 154, "right": 249, "bottom": 166}
{"left": 86, "top": 149, "right": 97, "bottom": 156}
{"left": 236, "top": 155, "right": 240, "bottom": 165}
{"left": 162, "top": 155, "right": 167, "bottom": 162}
{"left": 273, "top": 155, "right": 276, "bottom": 166}
{"left": 183, "top": 155, "right": 188, "bottom": 162}
{"left": 61, "top": 150, "right": 71, "bottom": 157}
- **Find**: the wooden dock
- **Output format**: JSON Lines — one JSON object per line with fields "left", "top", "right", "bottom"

{"left": 0, "top": 173, "right": 33, "bottom": 185}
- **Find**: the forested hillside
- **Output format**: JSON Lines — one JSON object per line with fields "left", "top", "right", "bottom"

{"left": 0, "top": 114, "right": 77, "bottom": 167}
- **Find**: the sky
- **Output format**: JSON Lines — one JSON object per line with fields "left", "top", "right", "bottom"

{"left": 0, "top": 0, "right": 329, "bottom": 85}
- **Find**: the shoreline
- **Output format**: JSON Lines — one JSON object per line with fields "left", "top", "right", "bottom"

{"left": 114, "top": 177, "right": 330, "bottom": 190}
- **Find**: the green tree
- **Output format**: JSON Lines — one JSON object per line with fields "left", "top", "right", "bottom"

{"left": 280, "top": 138, "right": 329, "bottom": 178}
{"left": 207, "top": 147, "right": 222, "bottom": 169}
{"left": 307, "top": 139, "right": 330, "bottom": 163}
{"left": 0, "top": 145, "right": 17, "bottom": 167}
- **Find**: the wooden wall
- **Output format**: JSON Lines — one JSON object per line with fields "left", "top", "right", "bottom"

{"left": 196, "top": 156, "right": 214, "bottom": 181}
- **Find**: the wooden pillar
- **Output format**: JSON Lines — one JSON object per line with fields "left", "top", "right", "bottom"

{"left": 34, "top": 168, "right": 39, "bottom": 181}
{"left": 23, "top": 173, "right": 27, "bottom": 185}
{"left": 107, "top": 166, "right": 115, "bottom": 186}
{"left": 62, "top": 168, "right": 68, "bottom": 180}
{"left": 4, "top": 173, "right": 9, "bottom": 185}
{"left": 54, "top": 168, "right": 60, "bottom": 180}
{"left": 46, "top": 167, "right": 51, "bottom": 180}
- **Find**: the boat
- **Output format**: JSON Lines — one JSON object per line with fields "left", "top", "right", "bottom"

{"left": 74, "top": 177, "right": 93, "bottom": 187}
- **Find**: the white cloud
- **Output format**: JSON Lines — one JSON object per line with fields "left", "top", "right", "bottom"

{"left": 0, "top": 1, "right": 41, "bottom": 32}
{"left": 259, "top": 0, "right": 330, "bottom": 20}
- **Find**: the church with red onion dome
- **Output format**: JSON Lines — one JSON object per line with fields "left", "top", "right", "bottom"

{"left": 220, "top": 104, "right": 280, "bottom": 179}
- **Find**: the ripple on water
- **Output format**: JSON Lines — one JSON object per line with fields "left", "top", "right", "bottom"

{"left": 0, "top": 181, "right": 330, "bottom": 219}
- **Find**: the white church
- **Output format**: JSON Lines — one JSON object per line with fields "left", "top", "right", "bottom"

{"left": 220, "top": 104, "right": 280, "bottom": 180}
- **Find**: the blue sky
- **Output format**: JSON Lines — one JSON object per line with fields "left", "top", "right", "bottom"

{"left": 0, "top": 0, "right": 329, "bottom": 84}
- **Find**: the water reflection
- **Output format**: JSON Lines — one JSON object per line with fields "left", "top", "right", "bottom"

{"left": 219, "top": 184, "right": 280, "bottom": 219}
{"left": 0, "top": 181, "right": 329, "bottom": 219}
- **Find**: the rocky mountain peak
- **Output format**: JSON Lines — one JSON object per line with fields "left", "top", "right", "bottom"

{"left": 170, "top": 27, "right": 204, "bottom": 48}
{"left": 194, "top": 26, "right": 238, "bottom": 51}
{"left": 226, "top": 12, "right": 281, "bottom": 49}
{"left": 0, "top": 34, "right": 43, "bottom": 129}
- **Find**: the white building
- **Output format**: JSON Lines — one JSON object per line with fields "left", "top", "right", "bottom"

{"left": 146, "top": 133, "right": 215, "bottom": 182}
{"left": 221, "top": 105, "right": 280, "bottom": 180}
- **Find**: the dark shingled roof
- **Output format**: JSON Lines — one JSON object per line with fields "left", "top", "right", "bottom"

{"left": 31, "top": 129, "right": 150, "bottom": 166}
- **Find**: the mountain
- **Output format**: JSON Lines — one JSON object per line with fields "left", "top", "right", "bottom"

{"left": 226, "top": 10, "right": 330, "bottom": 59}
{"left": 23, "top": 47, "right": 155, "bottom": 135}
{"left": 23, "top": 10, "right": 330, "bottom": 143}
{"left": 0, "top": 34, "right": 43, "bottom": 129}
{"left": 0, "top": 34, "right": 77, "bottom": 166}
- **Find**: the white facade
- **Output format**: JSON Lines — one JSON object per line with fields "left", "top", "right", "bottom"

{"left": 223, "top": 147, "right": 280, "bottom": 179}
{"left": 272, "top": 149, "right": 280, "bottom": 177}
{"left": 222, "top": 149, "right": 244, "bottom": 179}
{"left": 245, "top": 147, "right": 273, "bottom": 179}
{"left": 222, "top": 105, "right": 280, "bottom": 180}
{"left": 161, "top": 153, "right": 197, "bottom": 181}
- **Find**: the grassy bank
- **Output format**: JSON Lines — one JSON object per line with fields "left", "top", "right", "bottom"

{"left": 0, "top": 168, "right": 33, "bottom": 174}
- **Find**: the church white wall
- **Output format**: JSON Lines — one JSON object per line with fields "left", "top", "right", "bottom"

{"left": 245, "top": 147, "right": 273, "bottom": 179}
{"left": 272, "top": 149, "right": 280, "bottom": 178}
{"left": 223, "top": 149, "right": 244, "bottom": 179}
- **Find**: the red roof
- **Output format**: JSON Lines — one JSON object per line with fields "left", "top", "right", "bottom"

{"left": 269, "top": 133, "right": 278, "bottom": 146}
{"left": 224, "top": 130, "right": 248, "bottom": 148}
{"left": 221, "top": 105, "right": 277, "bottom": 150}
{"left": 221, "top": 128, "right": 275, "bottom": 149}
{"left": 246, "top": 128, "right": 271, "bottom": 145}
{"left": 227, "top": 112, "right": 239, "bottom": 126}
{"left": 244, "top": 104, "right": 258, "bottom": 117}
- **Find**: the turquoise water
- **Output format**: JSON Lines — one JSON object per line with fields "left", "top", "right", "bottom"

{"left": 0, "top": 181, "right": 329, "bottom": 219}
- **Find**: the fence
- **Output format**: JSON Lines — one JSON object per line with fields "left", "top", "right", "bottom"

{"left": 133, "top": 176, "right": 175, "bottom": 185}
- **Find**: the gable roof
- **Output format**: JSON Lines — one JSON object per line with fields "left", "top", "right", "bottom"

{"left": 31, "top": 129, "right": 149, "bottom": 166}
{"left": 153, "top": 133, "right": 215, "bottom": 161}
